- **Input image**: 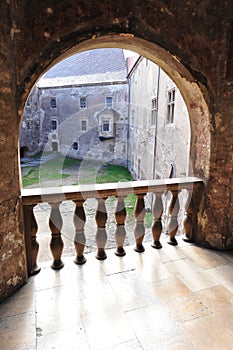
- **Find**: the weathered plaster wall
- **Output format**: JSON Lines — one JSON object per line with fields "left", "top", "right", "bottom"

{"left": 37, "top": 83, "right": 128, "bottom": 166}
{"left": 128, "top": 57, "right": 190, "bottom": 181}
{"left": 0, "top": 0, "right": 233, "bottom": 300}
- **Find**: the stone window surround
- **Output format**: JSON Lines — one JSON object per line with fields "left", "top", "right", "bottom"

{"left": 72, "top": 141, "right": 79, "bottom": 150}
{"left": 51, "top": 119, "right": 58, "bottom": 131}
{"left": 50, "top": 97, "right": 57, "bottom": 109}
{"left": 80, "top": 96, "right": 87, "bottom": 109}
{"left": 80, "top": 118, "right": 88, "bottom": 132}
{"left": 151, "top": 96, "right": 158, "bottom": 126}
{"left": 106, "top": 96, "right": 113, "bottom": 108}
{"left": 99, "top": 114, "right": 114, "bottom": 138}
{"left": 166, "top": 87, "right": 175, "bottom": 124}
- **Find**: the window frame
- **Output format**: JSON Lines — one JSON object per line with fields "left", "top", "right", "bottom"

{"left": 151, "top": 96, "right": 158, "bottom": 126}
{"left": 166, "top": 88, "right": 175, "bottom": 124}
{"left": 50, "top": 97, "right": 57, "bottom": 109}
{"left": 51, "top": 119, "right": 58, "bottom": 131}
{"left": 106, "top": 96, "right": 113, "bottom": 108}
{"left": 102, "top": 119, "right": 110, "bottom": 132}
{"left": 80, "top": 97, "right": 87, "bottom": 109}
{"left": 80, "top": 118, "right": 87, "bottom": 132}
{"left": 99, "top": 114, "right": 114, "bottom": 139}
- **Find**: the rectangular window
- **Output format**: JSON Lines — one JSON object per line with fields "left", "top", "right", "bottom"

{"left": 167, "top": 88, "right": 175, "bottom": 124}
{"left": 102, "top": 120, "right": 110, "bottom": 132}
{"left": 81, "top": 119, "right": 87, "bottom": 131}
{"left": 151, "top": 97, "right": 158, "bottom": 125}
{"left": 51, "top": 120, "right": 57, "bottom": 130}
{"left": 99, "top": 115, "right": 113, "bottom": 139}
{"left": 80, "top": 97, "right": 87, "bottom": 109}
{"left": 106, "top": 96, "right": 113, "bottom": 108}
{"left": 50, "top": 98, "right": 57, "bottom": 109}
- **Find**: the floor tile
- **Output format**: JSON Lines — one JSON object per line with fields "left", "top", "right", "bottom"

{"left": 108, "top": 270, "right": 159, "bottom": 311}
{"left": 151, "top": 276, "right": 190, "bottom": 301}
{"left": 126, "top": 246, "right": 172, "bottom": 283}
{"left": 36, "top": 285, "right": 83, "bottom": 336}
{"left": 0, "top": 311, "right": 36, "bottom": 350}
{"left": 182, "top": 310, "right": 233, "bottom": 350}
{"left": 151, "top": 276, "right": 211, "bottom": 323}
{"left": 179, "top": 245, "right": 230, "bottom": 269}
{"left": 126, "top": 303, "right": 190, "bottom": 350}
{"left": 82, "top": 308, "right": 135, "bottom": 350}
{"left": 79, "top": 288, "right": 121, "bottom": 316}
{"left": 99, "top": 250, "right": 136, "bottom": 276}
{"left": 37, "top": 326, "right": 90, "bottom": 350}
{"left": 0, "top": 281, "right": 35, "bottom": 318}
{"left": 157, "top": 241, "right": 187, "bottom": 262}
{"left": 207, "top": 264, "right": 233, "bottom": 293}
{"left": 194, "top": 285, "right": 233, "bottom": 313}
{"left": 165, "top": 258, "right": 219, "bottom": 292}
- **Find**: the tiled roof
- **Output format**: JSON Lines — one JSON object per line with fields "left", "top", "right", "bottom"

{"left": 38, "top": 48, "right": 127, "bottom": 87}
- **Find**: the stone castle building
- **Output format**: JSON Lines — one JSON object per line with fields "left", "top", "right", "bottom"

{"left": 20, "top": 48, "right": 190, "bottom": 179}
{"left": 20, "top": 48, "right": 129, "bottom": 167}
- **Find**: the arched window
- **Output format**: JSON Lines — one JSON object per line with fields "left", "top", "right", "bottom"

{"left": 73, "top": 142, "right": 79, "bottom": 150}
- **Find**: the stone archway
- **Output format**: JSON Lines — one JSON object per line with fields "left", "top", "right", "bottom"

{"left": 18, "top": 34, "right": 212, "bottom": 255}
{"left": 1, "top": 1, "right": 232, "bottom": 304}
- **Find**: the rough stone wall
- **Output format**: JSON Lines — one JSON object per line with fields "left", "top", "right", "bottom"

{"left": 20, "top": 87, "right": 43, "bottom": 157}
{"left": 0, "top": 0, "right": 233, "bottom": 300}
{"left": 0, "top": 2, "right": 27, "bottom": 301}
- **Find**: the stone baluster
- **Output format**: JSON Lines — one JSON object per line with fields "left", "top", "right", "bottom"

{"left": 182, "top": 184, "right": 204, "bottom": 243}
{"left": 114, "top": 196, "right": 127, "bottom": 256}
{"left": 95, "top": 198, "right": 108, "bottom": 260}
{"left": 182, "top": 190, "right": 194, "bottom": 242}
{"left": 167, "top": 190, "right": 180, "bottom": 245}
{"left": 134, "top": 193, "right": 146, "bottom": 252}
{"left": 73, "top": 199, "right": 87, "bottom": 265}
{"left": 49, "top": 202, "right": 64, "bottom": 270}
{"left": 151, "top": 193, "right": 163, "bottom": 249}
{"left": 23, "top": 204, "right": 41, "bottom": 276}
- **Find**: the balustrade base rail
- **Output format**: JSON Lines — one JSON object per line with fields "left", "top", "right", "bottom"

{"left": 21, "top": 177, "right": 204, "bottom": 276}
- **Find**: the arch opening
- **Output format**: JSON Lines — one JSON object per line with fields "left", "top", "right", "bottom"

{"left": 20, "top": 35, "right": 211, "bottom": 182}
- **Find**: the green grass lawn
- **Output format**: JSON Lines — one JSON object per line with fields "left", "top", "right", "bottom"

{"left": 22, "top": 157, "right": 80, "bottom": 187}
{"left": 21, "top": 155, "right": 153, "bottom": 227}
{"left": 22, "top": 157, "right": 133, "bottom": 187}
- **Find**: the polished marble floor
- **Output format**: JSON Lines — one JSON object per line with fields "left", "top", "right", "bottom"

{"left": 0, "top": 238, "right": 233, "bottom": 350}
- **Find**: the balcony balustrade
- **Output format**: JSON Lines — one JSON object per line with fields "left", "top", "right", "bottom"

{"left": 21, "top": 177, "right": 204, "bottom": 276}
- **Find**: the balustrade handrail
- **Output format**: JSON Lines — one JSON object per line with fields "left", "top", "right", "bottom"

{"left": 21, "top": 176, "right": 205, "bottom": 276}
{"left": 21, "top": 176, "right": 204, "bottom": 204}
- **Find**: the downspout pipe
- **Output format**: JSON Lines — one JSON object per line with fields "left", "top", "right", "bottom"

{"left": 152, "top": 66, "right": 160, "bottom": 179}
